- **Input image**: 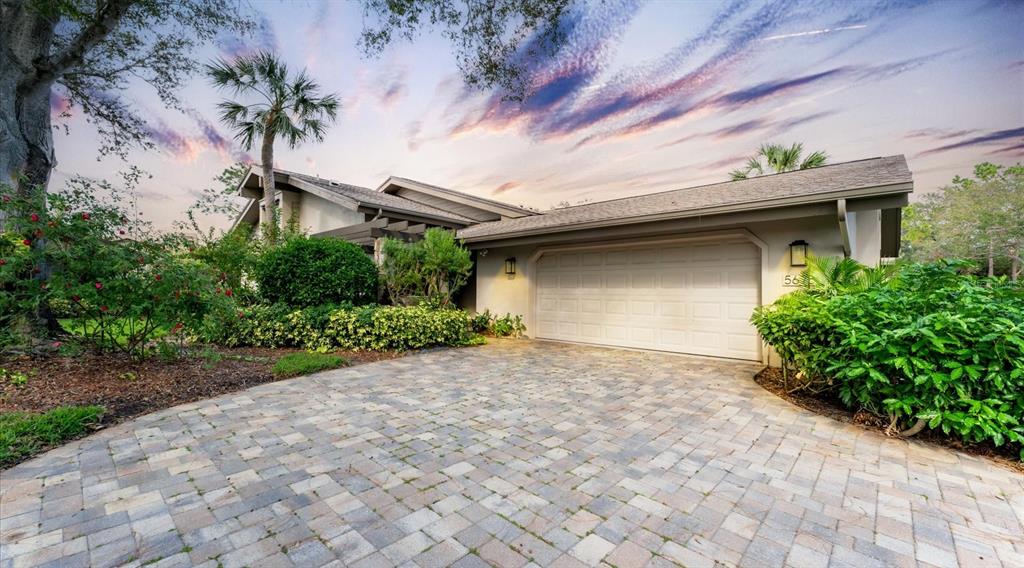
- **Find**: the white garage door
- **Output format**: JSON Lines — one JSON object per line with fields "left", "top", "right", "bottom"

{"left": 535, "top": 239, "right": 761, "bottom": 360}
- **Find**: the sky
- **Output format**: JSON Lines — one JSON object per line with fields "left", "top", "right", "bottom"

{"left": 51, "top": 0, "right": 1024, "bottom": 231}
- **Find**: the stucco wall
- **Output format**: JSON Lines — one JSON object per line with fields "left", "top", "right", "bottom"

{"left": 472, "top": 211, "right": 884, "bottom": 363}
{"left": 297, "top": 192, "right": 364, "bottom": 234}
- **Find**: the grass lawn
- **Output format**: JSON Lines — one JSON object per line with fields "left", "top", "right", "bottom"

{"left": 272, "top": 352, "right": 348, "bottom": 378}
{"left": 0, "top": 406, "right": 105, "bottom": 468}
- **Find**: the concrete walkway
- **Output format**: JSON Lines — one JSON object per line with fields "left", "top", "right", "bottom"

{"left": 2, "top": 340, "right": 1022, "bottom": 567}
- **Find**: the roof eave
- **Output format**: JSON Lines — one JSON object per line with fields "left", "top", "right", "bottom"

{"left": 377, "top": 176, "right": 539, "bottom": 218}
{"left": 460, "top": 181, "right": 913, "bottom": 243}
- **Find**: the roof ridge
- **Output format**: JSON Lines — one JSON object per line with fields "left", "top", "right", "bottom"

{"left": 544, "top": 155, "right": 897, "bottom": 213}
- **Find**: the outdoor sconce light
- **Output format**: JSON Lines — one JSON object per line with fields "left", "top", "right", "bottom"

{"left": 504, "top": 257, "right": 517, "bottom": 276}
{"left": 789, "top": 240, "right": 809, "bottom": 267}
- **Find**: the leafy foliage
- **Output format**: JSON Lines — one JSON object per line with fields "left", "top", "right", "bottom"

{"left": 903, "top": 162, "right": 1024, "bottom": 278}
{"left": 0, "top": 406, "right": 105, "bottom": 468}
{"left": 200, "top": 304, "right": 475, "bottom": 352}
{"left": 470, "top": 310, "right": 526, "bottom": 337}
{"left": 0, "top": 181, "right": 232, "bottom": 357}
{"left": 2, "top": 0, "right": 253, "bottom": 191}
{"left": 752, "top": 260, "right": 1024, "bottom": 459}
{"left": 729, "top": 142, "right": 828, "bottom": 180}
{"left": 358, "top": 0, "right": 573, "bottom": 100}
{"left": 272, "top": 352, "right": 348, "bottom": 378}
{"left": 379, "top": 229, "right": 473, "bottom": 307}
{"left": 254, "top": 237, "right": 377, "bottom": 307}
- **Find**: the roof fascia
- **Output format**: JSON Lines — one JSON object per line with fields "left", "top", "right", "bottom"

{"left": 378, "top": 177, "right": 535, "bottom": 218}
{"left": 462, "top": 181, "right": 913, "bottom": 243}
{"left": 286, "top": 176, "right": 361, "bottom": 211}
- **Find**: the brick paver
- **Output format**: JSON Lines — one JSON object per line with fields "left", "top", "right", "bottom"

{"left": 2, "top": 340, "right": 1022, "bottom": 567}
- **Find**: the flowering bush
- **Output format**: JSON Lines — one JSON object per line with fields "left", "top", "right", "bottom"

{"left": 199, "top": 303, "right": 475, "bottom": 351}
{"left": 0, "top": 182, "right": 233, "bottom": 357}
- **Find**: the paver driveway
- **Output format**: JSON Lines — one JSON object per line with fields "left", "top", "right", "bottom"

{"left": 2, "top": 341, "right": 1023, "bottom": 568}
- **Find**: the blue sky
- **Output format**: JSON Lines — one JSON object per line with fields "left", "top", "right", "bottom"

{"left": 52, "top": 0, "right": 1023, "bottom": 230}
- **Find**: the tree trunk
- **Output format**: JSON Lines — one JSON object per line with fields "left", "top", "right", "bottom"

{"left": 2, "top": 4, "right": 62, "bottom": 337}
{"left": 988, "top": 242, "right": 994, "bottom": 277}
{"left": 260, "top": 131, "right": 277, "bottom": 239}
{"left": 1, "top": 3, "right": 57, "bottom": 194}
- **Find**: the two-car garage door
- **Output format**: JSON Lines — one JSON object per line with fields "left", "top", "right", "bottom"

{"left": 535, "top": 239, "right": 761, "bottom": 360}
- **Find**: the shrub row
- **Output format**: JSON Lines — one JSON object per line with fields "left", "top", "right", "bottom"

{"left": 752, "top": 261, "right": 1024, "bottom": 459}
{"left": 199, "top": 304, "right": 477, "bottom": 351}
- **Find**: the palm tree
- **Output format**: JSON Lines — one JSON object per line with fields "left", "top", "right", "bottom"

{"left": 729, "top": 143, "right": 828, "bottom": 181}
{"left": 206, "top": 51, "right": 340, "bottom": 236}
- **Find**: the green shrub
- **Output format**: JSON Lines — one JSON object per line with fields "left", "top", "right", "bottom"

{"left": 379, "top": 228, "right": 472, "bottom": 307}
{"left": 0, "top": 406, "right": 105, "bottom": 468}
{"left": 272, "top": 352, "right": 348, "bottom": 377}
{"left": 254, "top": 237, "right": 377, "bottom": 307}
{"left": 752, "top": 260, "right": 1024, "bottom": 458}
{"left": 200, "top": 304, "right": 473, "bottom": 351}
{"left": 470, "top": 309, "right": 526, "bottom": 337}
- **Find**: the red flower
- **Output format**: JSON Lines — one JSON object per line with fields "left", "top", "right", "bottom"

{"left": 171, "top": 322, "right": 184, "bottom": 333}
{"left": 0, "top": 259, "right": 6, "bottom": 266}
{"left": 1, "top": 195, "right": 9, "bottom": 203}
{"left": 95, "top": 282, "right": 103, "bottom": 290}
{"left": 118, "top": 229, "right": 125, "bottom": 235}
{"left": 237, "top": 311, "right": 245, "bottom": 319}
{"left": 52, "top": 341, "right": 62, "bottom": 348}
{"left": 81, "top": 213, "right": 90, "bottom": 220}
{"left": 22, "top": 239, "right": 31, "bottom": 246}
{"left": 30, "top": 213, "right": 39, "bottom": 222}
{"left": 155, "top": 274, "right": 162, "bottom": 281}
{"left": 225, "top": 289, "right": 233, "bottom": 297}
{"left": 100, "top": 305, "right": 108, "bottom": 312}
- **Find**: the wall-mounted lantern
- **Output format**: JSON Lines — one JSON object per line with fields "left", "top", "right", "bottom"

{"left": 504, "top": 257, "right": 517, "bottom": 276}
{"left": 789, "top": 240, "right": 809, "bottom": 267}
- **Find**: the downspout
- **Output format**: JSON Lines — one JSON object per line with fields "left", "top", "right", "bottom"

{"left": 836, "top": 198, "right": 851, "bottom": 257}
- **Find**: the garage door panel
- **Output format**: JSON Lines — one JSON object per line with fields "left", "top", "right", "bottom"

{"left": 692, "top": 272, "right": 721, "bottom": 288}
{"left": 536, "top": 241, "right": 760, "bottom": 360}
{"left": 631, "top": 301, "right": 656, "bottom": 316}
{"left": 660, "top": 301, "right": 687, "bottom": 317}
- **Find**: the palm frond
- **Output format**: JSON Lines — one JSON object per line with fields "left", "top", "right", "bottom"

{"left": 800, "top": 150, "right": 828, "bottom": 170}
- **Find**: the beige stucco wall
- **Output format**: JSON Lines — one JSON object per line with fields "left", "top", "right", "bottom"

{"left": 297, "top": 192, "right": 364, "bottom": 234}
{"left": 472, "top": 211, "right": 884, "bottom": 363}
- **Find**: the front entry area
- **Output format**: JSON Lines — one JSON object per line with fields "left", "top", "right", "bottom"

{"left": 534, "top": 237, "right": 761, "bottom": 360}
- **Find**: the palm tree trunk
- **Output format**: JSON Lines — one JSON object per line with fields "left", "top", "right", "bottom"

{"left": 260, "top": 131, "right": 277, "bottom": 240}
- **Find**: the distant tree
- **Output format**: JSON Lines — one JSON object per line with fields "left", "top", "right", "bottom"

{"left": 1, "top": 0, "right": 252, "bottom": 195}
{"left": 206, "top": 51, "right": 340, "bottom": 241}
{"left": 903, "top": 162, "right": 1024, "bottom": 279}
{"left": 729, "top": 143, "right": 828, "bottom": 181}
{"left": 358, "top": 0, "right": 574, "bottom": 100}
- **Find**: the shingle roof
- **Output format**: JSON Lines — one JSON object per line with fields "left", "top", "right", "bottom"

{"left": 286, "top": 171, "right": 475, "bottom": 224}
{"left": 383, "top": 176, "right": 540, "bottom": 216}
{"left": 457, "top": 155, "right": 912, "bottom": 241}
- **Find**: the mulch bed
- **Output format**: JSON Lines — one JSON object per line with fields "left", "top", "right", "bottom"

{"left": 754, "top": 367, "right": 1024, "bottom": 473}
{"left": 0, "top": 347, "right": 401, "bottom": 423}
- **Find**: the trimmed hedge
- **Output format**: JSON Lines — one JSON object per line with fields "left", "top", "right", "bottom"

{"left": 254, "top": 237, "right": 377, "bottom": 307}
{"left": 752, "top": 261, "right": 1024, "bottom": 459}
{"left": 200, "top": 304, "right": 475, "bottom": 351}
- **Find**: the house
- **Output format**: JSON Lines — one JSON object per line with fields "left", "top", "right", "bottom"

{"left": 233, "top": 155, "right": 913, "bottom": 363}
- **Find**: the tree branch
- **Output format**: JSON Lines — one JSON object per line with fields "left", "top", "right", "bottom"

{"left": 19, "top": 0, "right": 135, "bottom": 98}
